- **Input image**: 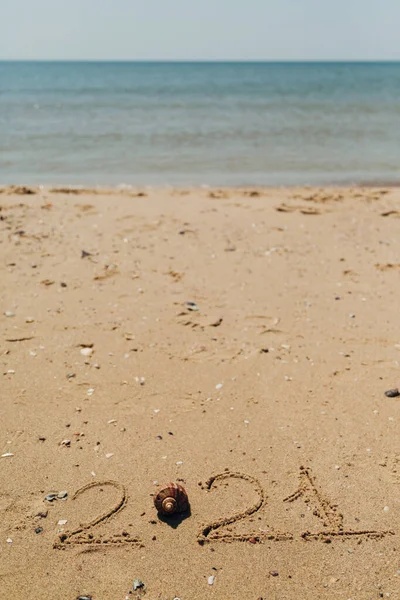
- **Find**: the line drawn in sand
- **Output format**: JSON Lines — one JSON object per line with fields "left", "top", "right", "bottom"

{"left": 284, "top": 466, "right": 394, "bottom": 542}
{"left": 54, "top": 480, "right": 143, "bottom": 549}
{"left": 197, "top": 471, "right": 292, "bottom": 545}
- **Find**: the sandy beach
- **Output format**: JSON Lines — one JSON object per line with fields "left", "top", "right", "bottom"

{"left": 1, "top": 185, "right": 400, "bottom": 600}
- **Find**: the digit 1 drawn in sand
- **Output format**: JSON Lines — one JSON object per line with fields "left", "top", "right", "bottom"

{"left": 54, "top": 480, "right": 142, "bottom": 549}
{"left": 388, "top": 453, "right": 400, "bottom": 484}
{"left": 197, "top": 471, "right": 292, "bottom": 545}
{"left": 284, "top": 466, "right": 394, "bottom": 542}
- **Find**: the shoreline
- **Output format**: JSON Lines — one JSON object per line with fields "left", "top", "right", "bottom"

{"left": 1, "top": 182, "right": 400, "bottom": 197}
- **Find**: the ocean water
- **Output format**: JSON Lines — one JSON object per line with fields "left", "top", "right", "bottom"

{"left": 1, "top": 61, "right": 400, "bottom": 186}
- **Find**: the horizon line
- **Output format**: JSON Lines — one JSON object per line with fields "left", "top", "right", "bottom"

{"left": 1, "top": 58, "right": 400, "bottom": 63}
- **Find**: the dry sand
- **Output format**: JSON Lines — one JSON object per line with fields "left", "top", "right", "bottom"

{"left": 1, "top": 185, "right": 400, "bottom": 600}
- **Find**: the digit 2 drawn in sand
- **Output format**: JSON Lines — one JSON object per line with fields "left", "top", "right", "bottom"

{"left": 54, "top": 480, "right": 142, "bottom": 549}
{"left": 284, "top": 466, "right": 394, "bottom": 542}
{"left": 197, "top": 471, "right": 292, "bottom": 544}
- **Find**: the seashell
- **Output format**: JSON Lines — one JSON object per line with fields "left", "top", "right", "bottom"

{"left": 154, "top": 482, "right": 189, "bottom": 516}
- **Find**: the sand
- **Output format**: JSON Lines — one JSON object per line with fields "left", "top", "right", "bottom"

{"left": 1, "top": 185, "right": 400, "bottom": 600}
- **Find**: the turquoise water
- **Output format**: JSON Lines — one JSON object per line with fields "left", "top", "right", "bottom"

{"left": 1, "top": 61, "right": 400, "bottom": 186}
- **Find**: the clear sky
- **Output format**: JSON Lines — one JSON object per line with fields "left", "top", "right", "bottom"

{"left": 1, "top": 0, "right": 399, "bottom": 61}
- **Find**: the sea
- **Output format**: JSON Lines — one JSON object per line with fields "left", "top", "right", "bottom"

{"left": 1, "top": 61, "right": 399, "bottom": 187}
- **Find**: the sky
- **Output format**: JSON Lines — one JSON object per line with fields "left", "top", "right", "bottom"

{"left": 0, "top": 0, "right": 399, "bottom": 61}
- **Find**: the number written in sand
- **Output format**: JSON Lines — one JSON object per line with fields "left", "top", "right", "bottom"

{"left": 284, "top": 466, "right": 394, "bottom": 542}
{"left": 54, "top": 480, "right": 142, "bottom": 549}
{"left": 197, "top": 471, "right": 292, "bottom": 545}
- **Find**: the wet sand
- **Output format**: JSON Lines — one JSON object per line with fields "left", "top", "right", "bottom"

{"left": 1, "top": 185, "right": 400, "bottom": 599}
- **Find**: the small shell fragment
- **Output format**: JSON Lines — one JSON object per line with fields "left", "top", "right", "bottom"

{"left": 185, "top": 301, "right": 199, "bottom": 311}
{"left": 45, "top": 493, "right": 58, "bottom": 502}
{"left": 133, "top": 579, "right": 145, "bottom": 591}
{"left": 1, "top": 453, "right": 14, "bottom": 458}
{"left": 208, "top": 576, "right": 215, "bottom": 585}
{"left": 80, "top": 347, "right": 93, "bottom": 357}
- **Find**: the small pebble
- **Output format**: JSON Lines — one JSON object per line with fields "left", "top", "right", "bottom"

{"left": 216, "top": 383, "right": 223, "bottom": 390}
{"left": 385, "top": 388, "right": 400, "bottom": 398}
{"left": 80, "top": 347, "right": 93, "bottom": 357}
{"left": 58, "top": 520, "right": 68, "bottom": 526}
{"left": 7, "top": 538, "right": 12, "bottom": 543}
{"left": 35, "top": 527, "right": 43, "bottom": 534}
{"left": 383, "top": 506, "right": 390, "bottom": 512}
{"left": 58, "top": 491, "right": 68, "bottom": 499}
{"left": 270, "top": 571, "right": 279, "bottom": 577}
{"left": 105, "top": 453, "right": 114, "bottom": 459}
{"left": 25, "top": 317, "right": 34, "bottom": 323}
{"left": 5, "top": 311, "right": 15, "bottom": 317}
{"left": 208, "top": 576, "right": 215, "bottom": 585}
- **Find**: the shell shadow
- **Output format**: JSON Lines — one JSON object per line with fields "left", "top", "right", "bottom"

{"left": 158, "top": 504, "right": 191, "bottom": 529}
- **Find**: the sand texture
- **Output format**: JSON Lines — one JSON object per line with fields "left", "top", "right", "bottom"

{"left": 1, "top": 185, "right": 400, "bottom": 599}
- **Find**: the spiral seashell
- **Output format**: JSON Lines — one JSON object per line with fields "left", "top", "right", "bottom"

{"left": 154, "top": 483, "right": 189, "bottom": 516}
